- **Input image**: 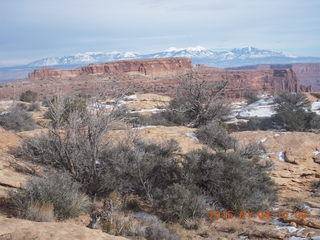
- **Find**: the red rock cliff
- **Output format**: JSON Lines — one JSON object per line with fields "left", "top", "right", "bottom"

{"left": 28, "top": 58, "right": 193, "bottom": 79}
{"left": 0, "top": 58, "right": 300, "bottom": 100}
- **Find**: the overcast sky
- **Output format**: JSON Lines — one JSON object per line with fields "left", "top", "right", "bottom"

{"left": 1, "top": 0, "right": 319, "bottom": 66}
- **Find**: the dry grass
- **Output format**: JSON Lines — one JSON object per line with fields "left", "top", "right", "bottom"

{"left": 25, "top": 202, "right": 55, "bottom": 222}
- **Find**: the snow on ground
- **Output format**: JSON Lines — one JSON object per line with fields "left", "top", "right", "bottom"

{"left": 273, "top": 219, "right": 305, "bottom": 234}
{"left": 311, "top": 101, "right": 320, "bottom": 115}
{"left": 259, "top": 137, "right": 267, "bottom": 143}
{"left": 279, "top": 152, "right": 286, "bottom": 162}
{"left": 227, "top": 97, "right": 320, "bottom": 125}
{"left": 129, "top": 108, "right": 165, "bottom": 114}
{"left": 132, "top": 126, "right": 157, "bottom": 130}
{"left": 227, "top": 98, "right": 276, "bottom": 122}
{"left": 186, "top": 132, "right": 199, "bottom": 142}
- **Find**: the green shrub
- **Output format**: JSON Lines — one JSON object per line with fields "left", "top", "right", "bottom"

{"left": 155, "top": 184, "right": 207, "bottom": 221}
{"left": 0, "top": 106, "right": 35, "bottom": 131}
{"left": 20, "top": 90, "right": 38, "bottom": 102}
{"left": 183, "top": 149, "right": 277, "bottom": 212}
{"left": 137, "top": 216, "right": 180, "bottom": 240}
{"left": 244, "top": 91, "right": 260, "bottom": 104}
{"left": 246, "top": 117, "right": 274, "bottom": 130}
{"left": 274, "top": 92, "right": 312, "bottom": 131}
{"left": 195, "top": 121, "right": 236, "bottom": 151}
{"left": 28, "top": 102, "right": 41, "bottom": 112}
{"left": 310, "top": 114, "right": 320, "bottom": 130}
{"left": 9, "top": 173, "right": 91, "bottom": 219}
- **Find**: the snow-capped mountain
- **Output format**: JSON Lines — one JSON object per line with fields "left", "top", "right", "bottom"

{"left": 26, "top": 46, "right": 320, "bottom": 69}
{"left": 27, "top": 51, "right": 139, "bottom": 67}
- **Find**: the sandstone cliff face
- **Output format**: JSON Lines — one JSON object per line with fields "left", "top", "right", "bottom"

{"left": 28, "top": 58, "right": 193, "bottom": 79}
{"left": 195, "top": 67, "right": 298, "bottom": 98}
{"left": 292, "top": 63, "right": 320, "bottom": 91}
{"left": 232, "top": 63, "right": 320, "bottom": 92}
{"left": 0, "top": 58, "right": 300, "bottom": 100}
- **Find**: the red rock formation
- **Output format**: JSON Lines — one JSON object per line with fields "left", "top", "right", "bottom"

{"left": 0, "top": 58, "right": 301, "bottom": 100}
{"left": 28, "top": 58, "right": 193, "bottom": 79}
{"left": 231, "top": 63, "right": 320, "bottom": 92}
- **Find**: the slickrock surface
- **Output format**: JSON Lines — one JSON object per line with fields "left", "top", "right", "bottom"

{"left": 0, "top": 216, "right": 126, "bottom": 240}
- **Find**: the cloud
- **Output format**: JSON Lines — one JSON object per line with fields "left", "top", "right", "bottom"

{"left": 0, "top": 0, "right": 319, "bottom": 65}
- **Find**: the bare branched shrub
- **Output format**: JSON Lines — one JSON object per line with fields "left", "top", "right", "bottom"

{"left": 195, "top": 121, "right": 236, "bottom": 151}
{"left": 163, "top": 72, "right": 230, "bottom": 127}
{"left": 22, "top": 95, "right": 123, "bottom": 195}
{"left": 0, "top": 106, "right": 35, "bottom": 131}
{"left": 9, "top": 173, "right": 90, "bottom": 219}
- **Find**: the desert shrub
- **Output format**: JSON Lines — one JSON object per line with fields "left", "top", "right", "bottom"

{"left": 16, "top": 103, "right": 28, "bottom": 110}
{"left": 20, "top": 90, "right": 38, "bottom": 102}
{"left": 28, "top": 102, "right": 40, "bottom": 112}
{"left": 22, "top": 95, "right": 122, "bottom": 196}
{"left": 154, "top": 184, "right": 207, "bottom": 221}
{"left": 119, "top": 109, "right": 176, "bottom": 127}
{"left": 274, "top": 92, "right": 312, "bottom": 131}
{"left": 0, "top": 106, "right": 35, "bottom": 131}
{"left": 246, "top": 117, "right": 274, "bottom": 130}
{"left": 44, "top": 95, "right": 87, "bottom": 125}
{"left": 99, "top": 140, "right": 181, "bottom": 200}
{"left": 25, "top": 202, "right": 55, "bottom": 222}
{"left": 162, "top": 73, "right": 230, "bottom": 127}
{"left": 9, "top": 173, "right": 91, "bottom": 220}
{"left": 183, "top": 149, "right": 277, "bottom": 212}
{"left": 310, "top": 114, "right": 320, "bottom": 130}
{"left": 136, "top": 216, "right": 180, "bottom": 240}
{"left": 102, "top": 213, "right": 138, "bottom": 236}
{"left": 244, "top": 91, "right": 260, "bottom": 104}
{"left": 312, "top": 181, "right": 320, "bottom": 197}
{"left": 195, "top": 121, "right": 236, "bottom": 151}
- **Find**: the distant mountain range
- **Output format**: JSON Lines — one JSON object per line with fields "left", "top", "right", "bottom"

{"left": 1, "top": 46, "right": 320, "bottom": 82}
{"left": 26, "top": 46, "right": 320, "bottom": 68}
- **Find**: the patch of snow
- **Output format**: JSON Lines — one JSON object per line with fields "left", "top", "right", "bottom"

{"left": 225, "top": 119, "right": 249, "bottom": 124}
{"left": 275, "top": 226, "right": 305, "bottom": 233}
{"left": 132, "top": 126, "right": 157, "bottom": 130}
{"left": 129, "top": 108, "right": 165, "bottom": 113}
{"left": 259, "top": 138, "right": 267, "bottom": 143}
{"left": 312, "top": 237, "right": 320, "bottom": 240}
{"left": 288, "top": 237, "right": 308, "bottom": 240}
{"left": 125, "top": 94, "right": 138, "bottom": 100}
{"left": 279, "top": 152, "right": 286, "bottom": 162}
{"left": 186, "top": 132, "right": 199, "bottom": 142}
{"left": 272, "top": 219, "right": 288, "bottom": 226}
{"left": 311, "top": 101, "right": 320, "bottom": 115}
{"left": 260, "top": 153, "right": 270, "bottom": 159}
{"left": 313, "top": 151, "right": 320, "bottom": 156}
{"left": 239, "top": 235, "right": 248, "bottom": 239}
{"left": 274, "top": 134, "right": 280, "bottom": 137}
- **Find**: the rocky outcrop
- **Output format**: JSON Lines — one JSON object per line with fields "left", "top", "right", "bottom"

{"left": 28, "top": 58, "right": 193, "bottom": 79}
{"left": 195, "top": 67, "right": 298, "bottom": 98}
{"left": 231, "top": 63, "right": 320, "bottom": 92}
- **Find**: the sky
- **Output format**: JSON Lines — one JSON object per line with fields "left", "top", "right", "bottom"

{"left": 0, "top": 0, "right": 320, "bottom": 66}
